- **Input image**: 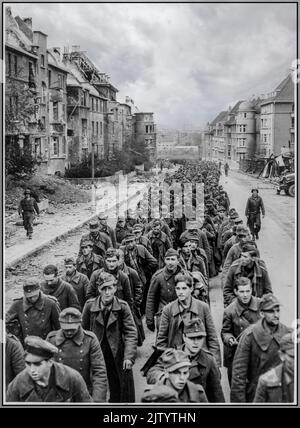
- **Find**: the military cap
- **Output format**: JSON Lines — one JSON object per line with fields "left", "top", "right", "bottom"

{"left": 23, "top": 278, "right": 40, "bottom": 297}
{"left": 241, "top": 242, "right": 258, "bottom": 253}
{"left": 80, "top": 239, "right": 94, "bottom": 248}
{"left": 105, "top": 248, "right": 118, "bottom": 258}
{"left": 280, "top": 333, "right": 295, "bottom": 356}
{"left": 24, "top": 189, "right": 31, "bottom": 195}
{"left": 64, "top": 256, "right": 76, "bottom": 265}
{"left": 165, "top": 248, "right": 179, "bottom": 258}
{"left": 229, "top": 211, "right": 239, "bottom": 219}
{"left": 98, "top": 212, "right": 108, "bottom": 220}
{"left": 187, "top": 234, "right": 199, "bottom": 243}
{"left": 141, "top": 385, "right": 178, "bottom": 403}
{"left": 236, "top": 225, "right": 249, "bottom": 236}
{"left": 89, "top": 220, "right": 100, "bottom": 230}
{"left": 206, "top": 199, "right": 213, "bottom": 205}
{"left": 133, "top": 223, "right": 144, "bottom": 232}
{"left": 251, "top": 188, "right": 259, "bottom": 193}
{"left": 24, "top": 336, "right": 58, "bottom": 359}
{"left": 229, "top": 208, "right": 237, "bottom": 215}
{"left": 152, "top": 219, "right": 161, "bottom": 227}
{"left": 233, "top": 217, "right": 243, "bottom": 224}
{"left": 160, "top": 348, "right": 191, "bottom": 373}
{"left": 59, "top": 307, "right": 82, "bottom": 329}
{"left": 217, "top": 206, "right": 226, "bottom": 212}
{"left": 259, "top": 294, "right": 281, "bottom": 311}
{"left": 117, "top": 216, "right": 125, "bottom": 222}
{"left": 186, "top": 221, "right": 198, "bottom": 230}
{"left": 97, "top": 272, "right": 117, "bottom": 289}
{"left": 184, "top": 318, "right": 207, "bottom": 338}
{"left": 124, "top": 232, "right": 135, "bottom": 241}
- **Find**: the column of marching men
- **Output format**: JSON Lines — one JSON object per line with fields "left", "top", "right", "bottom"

{"left": 6, "top": 160, "right": 295, "bottom": 403}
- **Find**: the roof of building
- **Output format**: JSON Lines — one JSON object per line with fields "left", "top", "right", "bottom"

{"left": 5, "top": 7, "right": 33, "bottom": 54}
{"left": 239, "top": 101, "right": 255, "bottom": 112}
{"left": 260, "top": 75, "right": 294, "bottom": 105}
{"left": 210, "top": 110, "right": 228, "bottom": 126}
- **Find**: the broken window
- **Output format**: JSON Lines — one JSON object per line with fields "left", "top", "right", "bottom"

{"left": 48, "top": 70, "right": 52, "bottom": 87}
{"left": 53, "top": 102, "right": 58, "bottom": 121}
{"left": 41, "top": 54, "right": 45, "bottom": 67}
{"left": 51, "top": 137, "right": 59, "bottom": 156}
{"left": 82, "top": 119, "right": 87, "bottom": 136}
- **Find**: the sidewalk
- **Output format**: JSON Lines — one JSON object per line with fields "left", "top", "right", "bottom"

{"left": 5, "top": 182, "right": 148, "bottom": 268}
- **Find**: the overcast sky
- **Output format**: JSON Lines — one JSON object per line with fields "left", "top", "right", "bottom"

{"left": 6, "top": 2, "right": 297, "bottom": 129}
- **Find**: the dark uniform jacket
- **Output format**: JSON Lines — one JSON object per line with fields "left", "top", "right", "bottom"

{"left": 76, "top": 253, "right": 105, "bottom": 279}
{"left": 121, "top": 264, "right": 143, "bottom": 312}
{"left": 62, "top": 271, "right": 89, "bottom": 311}
{"left": 222, "top": 242, "right": 243, "bottom": 284}
{"left": 223, "top": 258, "right": 273, "bottom": 307}
{"left": 145, "top": 220, "right": 173, "bottom": 241}
{"left": 221, "top": 296, "right": 261, "bottom": 368}
{"left": 134, "top": 235, "right": 153, "bottom": 254}
{"left": 6, "top": 292, "right": 61, "bottom": 344}
{"left": 245, "top": 195, "right": 265, "bottom": 216}
{"left": 120, "top": 244, "right": 158, "bottom": 285}
{"left": 116, "top": 225, "right": 132, "bottom": 246}
{"left": 82, "top": 296, "right": 137, "bottom": 401}
{"left": 147, "top": 346, "right": 224, "bottom": 403}
{"left": 41, "top": 278, "right": 80, "bottom": 311}
{"left": 86, "top": 268, "right": 134, "bottom": 310}
{"left": 82, "top": 296, "right": 137, "bottom": 363}
{"left": 6, "top": 334, "right": 25, "bottom": 389}
{"left": 47, "top": 326, "right": 108, "bottom": 402}
{"left": 100, "top": 225, "right": 117, "bottom": 248}
{"left": 230, "top": 319, "right": 291, "bottom": 403}
{"left": 178, "top": 252, "right": 208, "bottom": 280}
{"left": 79, "top": 232, "right": 112, "bottom": 258}
{"left": 155, "top": 297, "right": 221, "bottom": 366}
{"left": 18, "top": 197, "right": 39, "bottom": 215}
{"left": 254, "top": 363, "right": 294, "bottom": 403}
{"left": 7, "top": 362, "right": 92, "bottom": 402}
{"left": 147, "top": 231, "right": 172, "bottom": 269}
{"left": 146, "top": 265, "right": 185, "bottom": 327}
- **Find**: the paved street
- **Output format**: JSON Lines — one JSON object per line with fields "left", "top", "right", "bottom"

{"left": 5, "top": 169, "right": 295, "bottom": 403}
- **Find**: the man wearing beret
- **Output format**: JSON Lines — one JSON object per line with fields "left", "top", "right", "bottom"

{"left": 223, "top": 247, "right": 272, "bottom": 307}
{"left": 6, "top": 278, "right": 61, "bottom": 345}
{"left": 146, "top": 249, "right": 186, "bottom": 333}
{"left": 221, "top": 277, "right": 261, "bottom": 385}
{"left": 98, "top": 212, "right": 117, "bottom": 249}
{"left": 156, "top": 273, "right": 221, "bottom": 366}
{"left": 41, "top": 264, "right": 80, "bottom": 311}
{"left": 86, "top": 248, "right": 134, "bottom": 310}
{"left": 77, "top": 239, "right": 105, "bottom": 280}
{"left": 79, "top": 220, "right": 112, "bottom": 258}
{"left": 231, "top": 294, "right": 291, "bottom": 402}
{"left": 6, "top": 336, "right": 92, "bottom": 402}
{"left": 254, "top": 332, "right": 295, "bottom": 403}
{"left": 146, "top": 348, "right": 208, "bottom": 403}
{"left": 245, "top": 188, "right": 265, "bottom": 240}
{"left": 18, "top": 189, "right": 40, "bottom": 239}
{"left": 46, "top": 307, "right": 108, "bottom": 402}
{"left": 82, "top": 273, "right": 137, "bottom": 402}
{"left": 146, "top": 220, "right": 173, "bottom": 269}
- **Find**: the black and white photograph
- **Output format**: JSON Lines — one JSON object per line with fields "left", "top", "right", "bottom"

{"left": 2, "top": 0, "right": 298, "bottom": 410}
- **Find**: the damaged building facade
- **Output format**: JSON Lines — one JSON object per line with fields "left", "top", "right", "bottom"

{"left": 5, "top": 7, "right": 157, "bottom": 176}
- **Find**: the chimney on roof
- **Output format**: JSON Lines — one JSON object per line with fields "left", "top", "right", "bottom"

{"left": 23, "top": 17, "right": 32, "bottom": 28}
{"left": 228, "top": 106, "right": 232, "bottom": 112}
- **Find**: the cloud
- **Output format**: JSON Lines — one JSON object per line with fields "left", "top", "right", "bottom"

{"left": 7, "top": 2, "right": 297, "bottom": 128}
